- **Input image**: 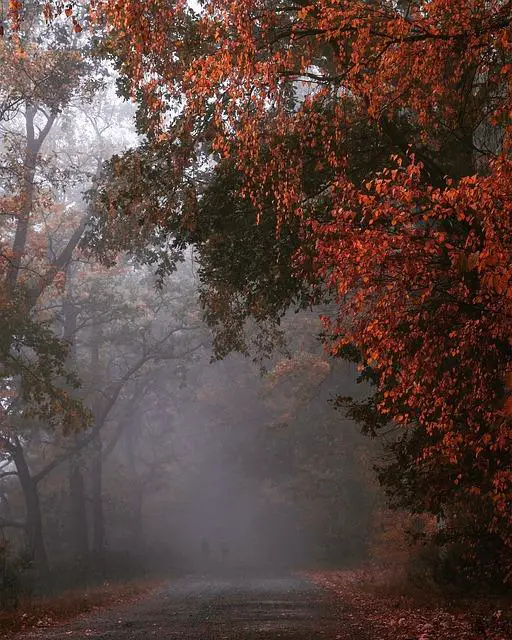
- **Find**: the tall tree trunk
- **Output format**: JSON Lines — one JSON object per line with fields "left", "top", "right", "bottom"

{"left": 89, "top": 325, "right": 106, "bottom": 574}
{"left": 126, "top": 425, "right": 144, "bottom": 552}
{"left": 131, "top": 487, "right": 144, "bottom": 552}
{"left": 69, "top": 453, "right": 89, "bottom": 564}
{"left": 63, "top": 291, "right": 89, "bottom": 568}
{"left": 12, "top": 441, "right": 49, "bottom": 578}
{"left": 90, "top": 435, "right": 105, "bottom": 575}
{"left": 7, "top": 105, "right": 56, "bottom": 290}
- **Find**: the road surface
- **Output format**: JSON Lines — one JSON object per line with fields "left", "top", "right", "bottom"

{"left": 15, "top": 574, "right": 366, "bottom": 639}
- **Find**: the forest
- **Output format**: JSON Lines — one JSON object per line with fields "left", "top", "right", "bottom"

{"left": 0, "top": 1, "right": 511, "bottom": 639}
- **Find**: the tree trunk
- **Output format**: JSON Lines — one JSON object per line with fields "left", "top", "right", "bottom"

{"left": 7, "top": 105, "right": 56, "bottom": 290}
{"left": 90, "top": 435, "right": 105, "bottom": 575}
{"left": 12, "top": 442, "right": 49, "bottom": 578}
{"left": 63, "top": 291, "right": 90, "bottom": 569}
{"left": 126, "top": 423, "right": 145, "bottom": 552}
{"left": 131, "top": 487, "right": 144, "bottom": 552}
{"left": 69, "top": 454, "right": 89, "bottom": 564}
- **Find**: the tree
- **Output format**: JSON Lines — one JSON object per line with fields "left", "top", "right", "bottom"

{"left": 10, "top": 0, "right": 510, "bottom": 584}
{"left": 0, "top": 24, "right": 133, "bottom": 577}
{"left": 0, "top": 38, "right": 91, "bottom": 434}
{"left": 88, "top": 0, "right": 511, "bottom": 584}
{"left": 0, "top": 33, "right": 96, "bottom": 576}
{"left": 0, "top": 257, "right": 206, "bottom": 583}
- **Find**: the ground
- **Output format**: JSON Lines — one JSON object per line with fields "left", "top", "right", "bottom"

{"left": 4, "top": 571, "right": 511, "bottom": 639}
{"left": 7, "top": 574, "right": 361, "bottom": 639}
{"left": 309, "top": 570, "right": 512, "bottom": 640}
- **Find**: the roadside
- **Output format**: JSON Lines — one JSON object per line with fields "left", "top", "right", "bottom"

{"left": 4, "top": 570, "right": 509, "bottom": 640}
{"left": 2, "top": 574, "right": 366, "bottom": 640}
{"left": 1, "top": 578, "right": 163, "bottom": 637}
{"left": 308, "top": 569, "right": 512, "bottom": 640}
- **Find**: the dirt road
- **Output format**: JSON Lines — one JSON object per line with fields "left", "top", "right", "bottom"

{"left": 13, "top": 574, "right": 365, "bottom": 639}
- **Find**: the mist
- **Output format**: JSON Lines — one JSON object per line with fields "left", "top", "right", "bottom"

{"left": 0, "top": 13, "right": 378, "bottom": 602}
{"left": 92, "top": 327, "right": 375, "bottom": 579}
{"left": 1, "top": 4, "right": 509, "bottom": 639}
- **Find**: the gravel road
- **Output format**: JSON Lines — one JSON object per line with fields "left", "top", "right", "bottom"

{"left": 13, "top": 574, "right": 363, "bottom": 639}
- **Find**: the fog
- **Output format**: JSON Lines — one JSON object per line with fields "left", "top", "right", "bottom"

{"left": 97, "top": 343, "right": 372, "bottom": 577}
{"left": 151, "top": 356, "right": 309, "bottom": 574}
{"left": 0, "top": 32, "right": 378, "bottom": 598}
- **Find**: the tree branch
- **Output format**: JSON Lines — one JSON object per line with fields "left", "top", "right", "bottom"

{"left": 27, "top": 210, "right": 93, "bottom": 308}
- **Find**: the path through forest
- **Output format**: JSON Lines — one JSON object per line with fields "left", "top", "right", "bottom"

{"left": 12, "top": 575, "right": 365, "bottom": 639}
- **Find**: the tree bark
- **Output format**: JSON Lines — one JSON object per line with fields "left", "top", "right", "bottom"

{"left": 11, "top": 441, "right": 49, "bottom": 578}
{"left": 90, "top": 435, "right": 105, "bottom": 574}
{"left": 126, "top": 424, "right": 145, "bottom": 552}
{"left": 62, "top": 289, "right": 90, "bottom": 566}
{"left": 69, "top": 453, "right": 89, "bottom": 563}
{"left": 7, "top": 105, "right": 56, "bottom": 290}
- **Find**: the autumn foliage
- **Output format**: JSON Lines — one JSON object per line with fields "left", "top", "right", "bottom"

{"left": 7, "top": 0, "right": 512, "bottom": 582}
{"left": 309, "top": 569, "right": 512, "bottom": 640}
{"left": 98, "top": 0, "right": 512, "bottom": 579}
